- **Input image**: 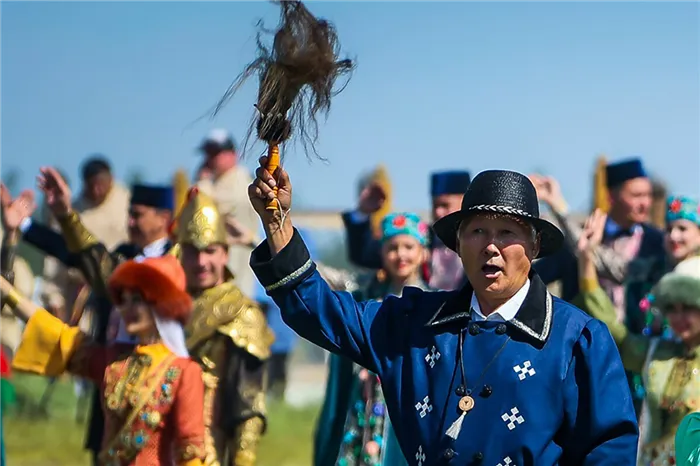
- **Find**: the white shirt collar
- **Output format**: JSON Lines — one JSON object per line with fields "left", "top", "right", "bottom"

{"left": 140, "top": 236, "right": 169, "bottom": 259}
{"left": 470, "top": 279, "right": 530, "bottom": 322}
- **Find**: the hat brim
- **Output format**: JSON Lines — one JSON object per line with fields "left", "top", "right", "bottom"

{"left": 432, "top": 207, "right": 564, "bottom": 258}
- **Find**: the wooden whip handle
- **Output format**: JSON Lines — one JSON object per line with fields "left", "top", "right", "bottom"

{"left": 265, "top": 144, "right": 281, "bottom": 211}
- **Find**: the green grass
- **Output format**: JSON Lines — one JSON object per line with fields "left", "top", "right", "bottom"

{"left": 4, "top": 373, "right": 320, "bottom": 466}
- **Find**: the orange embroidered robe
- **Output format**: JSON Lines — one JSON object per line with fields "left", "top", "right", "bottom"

{"left": 12, "top": 309, "right": 206, "bottom": 466}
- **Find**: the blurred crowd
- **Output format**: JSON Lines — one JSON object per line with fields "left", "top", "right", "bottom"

{"left": 0, "top": 126, "right": 698, "bottom": 466}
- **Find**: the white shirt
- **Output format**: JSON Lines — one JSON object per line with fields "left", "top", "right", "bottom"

{"left": 139, "top": 236, "right": 170, "bottom": 259}
{"left": 470, "top": 279, "right": 530, "bottom": 322}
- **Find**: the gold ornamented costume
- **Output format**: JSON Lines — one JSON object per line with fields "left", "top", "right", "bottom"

{"left": 173, "top": 189, "right": 274, "bottom": 466}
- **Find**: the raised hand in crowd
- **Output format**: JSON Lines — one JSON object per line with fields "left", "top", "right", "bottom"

{"left": 37, "top": 167, "right": 72, "bottom": 218}
{"left": 248, "top": 155, "right": 293, "bottom": 254}
{"left": 0, "top": 184, "right": 37, "bottom": 232}
{"left": 357, "top": 180, "right": 386, "bottom": 215}
{"left": 577, "top": 208, "right": 607, "bottom": 278}
{"left": 529, "top": 174, "right": 568, "bottom": 214}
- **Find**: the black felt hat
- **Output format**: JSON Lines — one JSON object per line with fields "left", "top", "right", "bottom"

{"left": 432, "top": 170, "right": 564, "bottom": 258}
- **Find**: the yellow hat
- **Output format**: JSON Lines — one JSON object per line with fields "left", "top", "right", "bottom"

{"left": 174, "top": 187, "right": 227, "bottom": 249}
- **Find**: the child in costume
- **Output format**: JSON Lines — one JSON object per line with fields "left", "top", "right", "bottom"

{"left": 314, "top": 213, "right": 430, "bottom": 466}
{"left": 2, "top": 256, "right": 206, "bottom": 466}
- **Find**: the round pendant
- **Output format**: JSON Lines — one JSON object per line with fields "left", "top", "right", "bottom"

{"left": 458, "top": 395, "right": 475, "bottom": 413}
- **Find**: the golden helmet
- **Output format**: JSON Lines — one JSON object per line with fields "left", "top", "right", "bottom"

{"left": 173, "top": 188, "right": 227, "bottom": 250}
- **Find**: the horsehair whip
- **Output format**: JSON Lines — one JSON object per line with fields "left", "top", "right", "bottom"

{"left": 212, "top": 0, "right": 355, "bottom": 210}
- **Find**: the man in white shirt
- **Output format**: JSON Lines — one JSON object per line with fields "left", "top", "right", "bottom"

{"left": 196, "top": 129, "right": 261, "bottom": 299}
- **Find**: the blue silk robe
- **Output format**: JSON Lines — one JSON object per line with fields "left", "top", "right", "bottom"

{"left": 252, "top": 229, "right": 639, "bottom": 465}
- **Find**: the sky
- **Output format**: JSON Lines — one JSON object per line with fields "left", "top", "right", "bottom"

{"left": 2, "top": 1, "right": 699, "bottom": 213}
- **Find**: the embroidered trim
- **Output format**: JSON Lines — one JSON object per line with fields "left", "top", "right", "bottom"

{"left": 511, "top": 291, "right": 552, "bottom": 342}
{"left": 468, "top": 204, "right": 534, "bottom": 218}
{"left": 264, "top": 258, "right": 313, "bottom": 292}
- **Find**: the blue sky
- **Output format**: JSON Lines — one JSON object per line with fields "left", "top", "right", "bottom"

{"left": 2, "top": 1, "right": 698, "bottom": 213}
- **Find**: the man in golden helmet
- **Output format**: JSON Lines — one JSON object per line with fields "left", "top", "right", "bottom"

{"left": 173, "top": 187, "right": 274, "bottom": 466}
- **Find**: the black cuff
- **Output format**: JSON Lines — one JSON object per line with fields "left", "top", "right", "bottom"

{"left": 250, "top": 228, "right": 316, "bottom": 292}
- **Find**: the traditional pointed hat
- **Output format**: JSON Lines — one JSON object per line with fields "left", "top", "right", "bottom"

{"left": 173, "top": 187, "right": 227, "bottom": 250}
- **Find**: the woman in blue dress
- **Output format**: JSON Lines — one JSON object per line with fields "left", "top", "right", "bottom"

{"left": 314, "top": 212, "right": 431, "bottom": 466}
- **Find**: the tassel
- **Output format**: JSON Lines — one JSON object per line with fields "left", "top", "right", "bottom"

{"left": 445, "top": 411, "right": 466, "bottom": 440}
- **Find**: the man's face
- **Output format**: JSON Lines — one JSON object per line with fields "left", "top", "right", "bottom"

{"left": 180, "top": 243, "right": 229, "bottom": 291}
{"left": 611, "top": 177, "right": 652, "bottom": 225}
{"left": 127, "top": 204, "right": 170, "bottom": 247}
{"left": 85, "top": 172, "right": 112, "bottom": 205}
{"left": 432, "top": 194, "right": 463, "bottom": 221}
{"left": 203, "top": 149, "right": 235, "bottom": 177}
{"left": 457, "top": 214, "right": 538, "bottom": 300}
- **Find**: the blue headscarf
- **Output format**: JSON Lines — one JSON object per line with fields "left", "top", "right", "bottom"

{"left": 666, "top": 195, "right": 700, "bottom": 226}
{"left": 381, "top": 212, "right": 428, "bottom": 246}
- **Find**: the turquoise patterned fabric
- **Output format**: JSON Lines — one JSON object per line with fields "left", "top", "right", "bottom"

{"left": 666, "top": 195, "right": 700, "bottom": 226}
{"left": 381, "top": 213, "right": 428, "bottom": 246}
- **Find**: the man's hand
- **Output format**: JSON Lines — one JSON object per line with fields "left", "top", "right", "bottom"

{"left": 577, "top": 208, "right": 606, "bottom": 259}
{"left": 248, "top": 156, "right": 293, "bottom": 254}
{"left": 1, "top": 184, "right": 37, "bottom": 232}
{"left": 37, "top": 167, "right": 72, "bottom": 218}
{"left": 529, "top": 174, "right": 567, "bottom": 214}
{"left": 357, "top": 182, "right": 386, "bottom": 215}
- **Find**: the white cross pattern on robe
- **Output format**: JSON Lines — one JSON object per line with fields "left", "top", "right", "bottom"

{"left": 513, "top": 360, "right": 536, "bottom": 380}
{"left": 497, "top": 457, "right": 513, "bottom": 466}
{"left": 415, "top": 396, "right": 433, "bottom": 418}
{"left": 501, "top": 407, "right": 525, "bottom": 430}
{"left": 416, "top": 445, "right": 426, "bottom": 466}
{"left": 424, "top": 346, "right": 441, "bottom": 368}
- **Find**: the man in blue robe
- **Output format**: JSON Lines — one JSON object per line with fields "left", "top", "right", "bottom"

{"left": 247, "top": 160, "right": 639, "bottom": 465}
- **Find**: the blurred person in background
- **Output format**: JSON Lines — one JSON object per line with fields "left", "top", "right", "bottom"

{"left": 575, "top": 208, "right": 700, "bottom": 465}
{"left": 196, "top": 129, "right": 260, "bottom": 300}
{"left": 40, "top": 157, "right": 129, "bottom": 322}
{"left": 315, "top": 212, "right": 431, "bottom": 466}
{"left": 531, "top": 157, "right": 665, "bottom": 312}
{"left": 173, "top": 188, "right": 274, "bottom": 466}
{"left": 342, "top": 169, "right": 471, "bottom": 291}
{"left": 531, "top": 158, "right": 666, "bottom": 416}
{"left": 38, "top": 158, "right": 130, "bottom": 421}
{"left": 2, "top": 167, "right": 175, "bottom": 466}
{"left": 0, "top": 187, "right": 36, "bottom": 358}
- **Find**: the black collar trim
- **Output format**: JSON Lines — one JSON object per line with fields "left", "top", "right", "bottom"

{"left": 425, "top": 272, "right": 553, "bottom": 343}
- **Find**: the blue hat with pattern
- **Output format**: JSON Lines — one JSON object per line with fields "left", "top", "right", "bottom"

{"left": 381, "top": 212, "right": 429, "bottom": 246}
{"left": 666, "top": 195, "right": 700, "bottom": 226}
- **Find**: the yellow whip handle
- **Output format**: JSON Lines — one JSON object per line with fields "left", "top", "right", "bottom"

{"left": 265, "top": 143, "right": 281, "bottom": 211}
